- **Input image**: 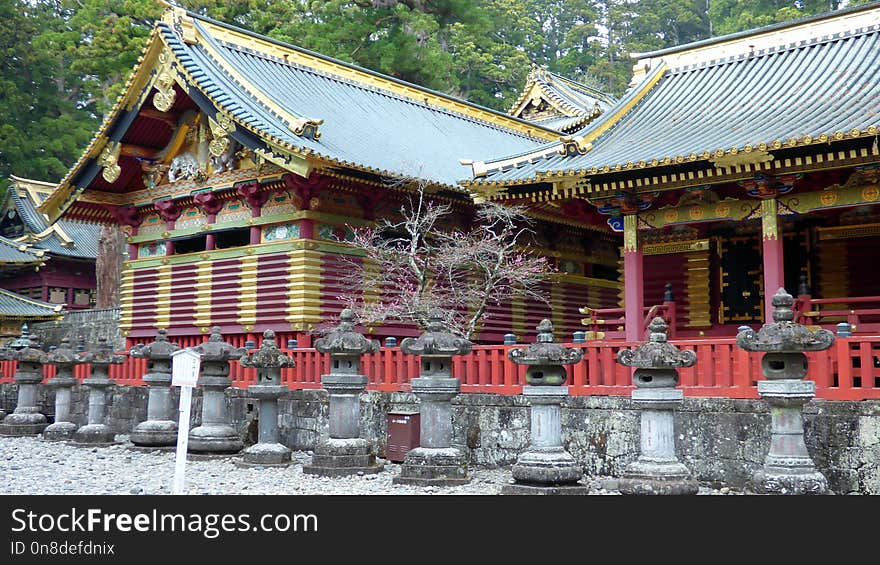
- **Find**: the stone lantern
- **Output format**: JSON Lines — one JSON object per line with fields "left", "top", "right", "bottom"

{"left": 129, "top": 329, "right": 181, "bottom": 447}
{"left": 304, "top": 309, "right": 382, "bottom": 476}
{"left": 393, "top": 310, "right": 472, "bottom": 486}
{"left": 73, "top": 336, "right": 125, "bottom": 445}
{"left": 43, "top": 337, "right": 87, "bottom": 441}
{"left": 616, "top": 317, "right": 698, "bottom": 495}
{"left": 188, "top": 326, "right": 246, "bottom": 455}
{"left": 502, "top": 319, "right": 587, "bottom": 495}
{"left": 0, "top": 346, "right": 9, "bottom": 420}
{"left": 737, "top": 288, "right": 834, "bottom": 494}
{"left": 237, "top": 329, "right": 295, "bottom": 467}
{"left": 0, "top": 325, "right": 49, "bottom": 436}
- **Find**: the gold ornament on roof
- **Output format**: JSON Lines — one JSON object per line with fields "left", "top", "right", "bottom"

{"left": 99, "top": 143, "right": 122, "bottom": 183}
{"left": 153, "top": 72, "right": 176, "bottom": 112}
{"left": 208, "top": 114, "right": 233, "bottom": 157}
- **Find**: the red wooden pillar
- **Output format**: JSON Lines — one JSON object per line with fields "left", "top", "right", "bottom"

{"left": 250, "top": 207, "right": 262, "bottom": 245}
{"left": 127, "top": 226, "right": 139, "bottom": 260}
{"left": 299, "top": 219, "right": 315, "bottom": 240}
{"left": 623, "top": 214, "right": 644, "bottom": 341}
{"left": 761, "top": 198, "right": 785, "bottom": 324}
{"left": 205, "top": 213, "right": 217, "bottom": 251}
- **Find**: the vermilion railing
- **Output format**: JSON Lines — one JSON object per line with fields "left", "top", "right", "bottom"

{"left": 1, "top": 337, "right": 878, "bottom": 400}
{"left": 794, "top": 294, "right": 880, "bottom": 334}
{"left": 579, "top": 301, "right": 677, "bottom": 340}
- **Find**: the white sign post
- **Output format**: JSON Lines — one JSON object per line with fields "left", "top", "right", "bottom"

{"left": 171, "top": 348, "right": 201, "bottom": 495}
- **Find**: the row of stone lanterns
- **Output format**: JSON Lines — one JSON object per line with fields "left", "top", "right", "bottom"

{"left": 0, "top": 287, "right": 833, "bottom": 495}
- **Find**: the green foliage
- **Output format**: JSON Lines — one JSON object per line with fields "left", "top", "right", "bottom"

{"left": 0, "top": 0, "right": 865, "bottom": 183}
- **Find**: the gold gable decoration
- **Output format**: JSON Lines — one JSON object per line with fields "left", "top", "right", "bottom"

{"left": 98, "top": 142, "right": 122, "bottom": 183}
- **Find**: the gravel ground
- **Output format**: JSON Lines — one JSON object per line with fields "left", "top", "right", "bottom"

{"left": 0, "top": 435, "right": 746, "bottom": 495}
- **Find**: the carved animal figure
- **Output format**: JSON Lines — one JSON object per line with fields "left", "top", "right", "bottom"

{"left": 168, "top": 152, "right": 202, "bottom": 182}
{"left": 211, "top": 138, "right": 239, "bottom": 174}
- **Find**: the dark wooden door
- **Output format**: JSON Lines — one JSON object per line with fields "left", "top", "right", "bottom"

{"left": 718, "top": 235, "right": 763, "bottom": 323}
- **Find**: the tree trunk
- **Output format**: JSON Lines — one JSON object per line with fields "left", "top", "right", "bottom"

{"left": 95, "top": 225, "right": 124, "bottom": 308}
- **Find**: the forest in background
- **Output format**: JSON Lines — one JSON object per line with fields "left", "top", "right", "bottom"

{"left": 0, "top": 0, "right": 869, "bottom": 187}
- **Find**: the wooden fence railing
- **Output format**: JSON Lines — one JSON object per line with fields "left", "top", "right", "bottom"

{"left": 578, "top": 301, "right": 677, "bottom": 340}
{"left": 794, "top": 294, "right": 880, "bottom": 334}
{"left": 2, "top": 336, "right": 878, "bottom": 401}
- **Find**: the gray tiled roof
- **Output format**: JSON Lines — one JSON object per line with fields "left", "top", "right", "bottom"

{"left": 8, "top": 180, "right": 100, "bottom": 259}
{"left": 10, "top": 187, "right": 49, "bottom": 233}
{"left": 161, "top": 19, "right": 548, "bottom": 189}
{"left": 529, "top": 70, "right": 614, "bottom": 115}
{"left": 0, "top": 288, "right": 61, "bottom": 318}
{"left": 472, "top": 24, "right": 880, "bottom": 184}
{"left": 0, "top": 236, "right": 42, "bottom": 264}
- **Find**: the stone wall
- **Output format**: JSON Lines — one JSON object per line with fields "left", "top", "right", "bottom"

{"left": 30, "top": 308, "right": 124, "bottom": 351}
{"left": 2, "top": 383, "right": 878, "bottom": 494}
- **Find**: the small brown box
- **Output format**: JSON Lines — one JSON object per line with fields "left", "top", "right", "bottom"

{"left": 386, "top": 411, "right": 420, "bottom": 462}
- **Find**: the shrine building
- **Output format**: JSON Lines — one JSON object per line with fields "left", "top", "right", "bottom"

{"left": 36, "top": 2, "right": 880, "bottom": 352}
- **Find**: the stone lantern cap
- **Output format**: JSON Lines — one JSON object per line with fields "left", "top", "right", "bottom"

{"left": 314, "top": 309, "right": 379, "bottom": 357}
{"left": 78, "top": 336, "right": 125, "bottom": 366}
{"left": 7, "top": 323, "right": 32, "bottom": 351}
{"left": 129, "top": 328, "right": 180, "bottom": 360}
{"left": 508, "top": 319, "right": 583, "bottom": 366}
{"left": 617, "top": 317, "right": 696, "bottom": 368}
{"left": 46, "top": 336, "right": 87, "bottom": 368}
{"left": 10, "top": 326, "right": 48, "bottom": 365}
{"left": 400, "top": 310, "right": 472, "bottom": 358}
{"left": 240, "top": 330, "right": 295, "bottom": 369}
{"left": 737, "top": 288, "right": 834, "bottom": 353}
{"left": 192, "top": 326, "right": 245, "bottom": 362}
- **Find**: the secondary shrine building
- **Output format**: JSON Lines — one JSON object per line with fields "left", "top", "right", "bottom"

{"left": 38, "top": 3, "right": 880, "bottom": 351}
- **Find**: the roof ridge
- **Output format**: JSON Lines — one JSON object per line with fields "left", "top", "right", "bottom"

{"left": 182, "top": 9, "right": 558, "bottom": 141}
{"left": 466, "top": 63, "right": 668, "bottom": 181}
{"left": 221, "top": 39, "right": 544, "bottom": 142}
{"left": 0, "top": 287, "right": 63, "bottom": 311}
{"left": 670, "top": 23, "right": 880, "bottom": 75}
{"left": 633, "top": 0, "right": 880, "bottom": 60}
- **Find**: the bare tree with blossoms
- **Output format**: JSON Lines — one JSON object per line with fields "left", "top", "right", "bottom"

{"left": 337, "top": 179, "right": 554, "bottom": 340}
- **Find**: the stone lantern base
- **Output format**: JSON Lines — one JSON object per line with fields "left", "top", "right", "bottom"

{"left": 43, "top": 421, "right": 78, "bottom": 441}
{"left": 751, "top": 379, "right": 829, "bottom": 495}
{"left": 751, "top": 468, "right": 829, "bottom": 495}
{"left": 502, "top": 447, "right": 589, "bottom": 495}
{"left": 303, "top": 438, "right": 383, "bottom": 476}
{"left": 502, "top": 483, "right": 590, "bottom": 495}
{"left": 0, "top": 411, "right": 48, "bottom": 436}
{"left": 618, "top": 461, "right": 699, "bottom": 495}
{"left": 393, "top": 447, "right": 469, "bottom": 486}
{"left": 72, "top": 424, "right": 117, "bottom": 445}
{"left": 188, "top": 425, "right": 243, "bottom": 456}
{"left": 130, "top": 420, "right": 178, "bottom": 447}
{"left": 234, "top": 442, "right": 293, "bottom": 468}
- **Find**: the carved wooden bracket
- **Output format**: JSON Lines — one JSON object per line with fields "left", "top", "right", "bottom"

{"left": 103, "top": 205, "right": 141, "bottom": 227}
{"left": 283, "top": 173, "right": 331, "bottom": 211}
{"left": 155, "top": 198, "right": 182, "bottom": 222}
{"left": 235, "top": 181, "right": 269, "bottom": 210}
{"left": 192, "top": 191, "right": 223, "bottom": 215}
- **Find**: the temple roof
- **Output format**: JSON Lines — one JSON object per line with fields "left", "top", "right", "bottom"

{"left": 5, "top": 176, "right": 100, "bottom": 259}
{"left": 509, "top": 66, "right": 615, "bottom": 134}
{"left": 39, "top": 7, "right": 561, "bottom": 222}
{"left": 0, "top": 235, "right": 44, "bottom": 265}
{"left": 465, "top": 2, "right": 880, "bottom": 189}
{"left": 0, "top": 288, "right": 63, "bottom": 319}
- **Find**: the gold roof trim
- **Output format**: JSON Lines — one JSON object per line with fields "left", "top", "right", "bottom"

{"left": 194, "top": 16, "right": 559, "bottom": 142}
{"left": 464, "top": 63, "right": 667, "bottom": 186}
{"left": 192, "top": 23, "right": 325, "bottom": 138}
{"left": 39, "top": 27, "right": 168, "bottom": 222}
{"left": 0, "top": 288, "right": 64, "bottom": 312}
